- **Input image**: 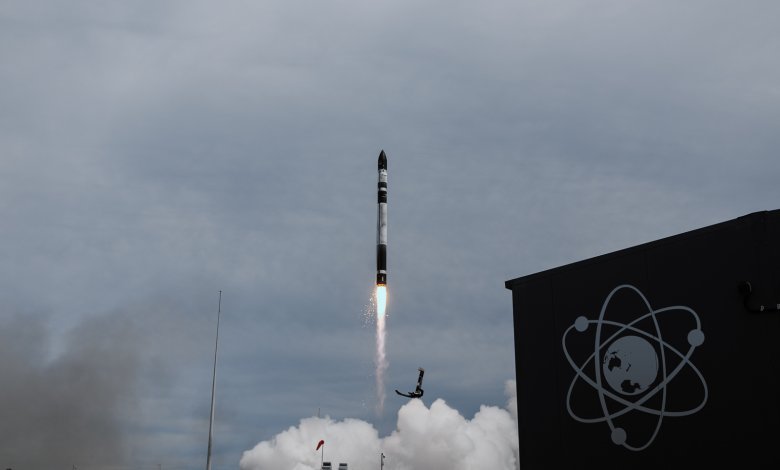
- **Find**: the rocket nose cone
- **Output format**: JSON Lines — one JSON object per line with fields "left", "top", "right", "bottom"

{"left": 378, "top": 150, "right": 387, "bottom": 170}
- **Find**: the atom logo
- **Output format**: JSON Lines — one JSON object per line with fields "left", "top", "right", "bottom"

{"left": 562, "top": 284, "right": 708, "bottom": 451}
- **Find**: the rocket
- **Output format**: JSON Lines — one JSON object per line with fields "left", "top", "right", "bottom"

{"left": 376, "top": 150, "right": 388, "bottom": 286}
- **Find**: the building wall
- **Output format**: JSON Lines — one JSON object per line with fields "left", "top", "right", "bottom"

{"left": 505, "top": 210, "right": 779, "bottom": 469}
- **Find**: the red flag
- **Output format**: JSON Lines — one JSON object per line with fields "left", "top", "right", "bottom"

{"left": 316, "top": 439, "right": 325, "bottom": 451}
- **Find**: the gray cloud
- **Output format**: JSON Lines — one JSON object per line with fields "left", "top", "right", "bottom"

{"left": 1, "top": 0, "right": 779, "bottom": 467}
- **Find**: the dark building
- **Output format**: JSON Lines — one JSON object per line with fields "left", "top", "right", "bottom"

{"left": 505, "top": 210, "right": 779, "bottom": 469}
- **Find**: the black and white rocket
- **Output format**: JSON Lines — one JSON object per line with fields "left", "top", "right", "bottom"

{"left": 376, "top": 150, "right": 388, "bottom": 286}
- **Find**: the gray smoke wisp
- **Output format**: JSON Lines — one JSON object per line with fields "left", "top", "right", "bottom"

{"left": 240, "top": 380, "right": 519, "bottom": 470}
{"left": 0, "top": 312, "right": 142, "bottom": 469}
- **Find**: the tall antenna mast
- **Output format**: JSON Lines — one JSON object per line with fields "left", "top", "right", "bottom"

{"left": 206, "top": 290, "right": 222, "bottom": 470}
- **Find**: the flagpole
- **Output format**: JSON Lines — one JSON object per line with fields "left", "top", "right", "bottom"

{"left": 206, "top": 290, "right": 222, "bottom": 470}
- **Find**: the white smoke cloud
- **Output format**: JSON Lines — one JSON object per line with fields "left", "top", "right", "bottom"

{"left": 240, "top": 380, "right": 518, "bottom": 470}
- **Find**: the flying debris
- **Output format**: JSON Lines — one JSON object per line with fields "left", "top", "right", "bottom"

{"left": 376, "top": 150, "right": 388, "bottom": 286}
{"left": 395, "top": 367, "right": 425, "bottom": 399}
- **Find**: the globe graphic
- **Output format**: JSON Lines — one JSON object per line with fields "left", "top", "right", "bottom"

{"left": 602, "top": 335, "right": 658, "bottom": 395}
{"left": 563, "top": 285, "right": 708, "bottom": 451}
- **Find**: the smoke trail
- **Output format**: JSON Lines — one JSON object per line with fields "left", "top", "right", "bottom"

{"left": 0, "top": 312, "right": 142, "bottom": 468}
{"left": 375, "top": 286, "right": 388, "bottom": 415}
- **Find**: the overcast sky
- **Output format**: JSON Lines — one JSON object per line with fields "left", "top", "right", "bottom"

{"left": 1, "top": 0, "right": 778, "bottom": 468}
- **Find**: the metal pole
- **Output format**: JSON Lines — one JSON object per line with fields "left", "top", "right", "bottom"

{"left": 206, "top": 291, "right": 222, "bottom": 470}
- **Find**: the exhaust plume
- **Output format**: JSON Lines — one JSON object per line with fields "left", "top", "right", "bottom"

{"left": 0, "top": 312, "right": 141, "bottom": 469}
{"left": 240, "top": 380, "right": 519, "bottom": 470}
{"left": 374, "top": 286, "right": 389, "bottom": 415}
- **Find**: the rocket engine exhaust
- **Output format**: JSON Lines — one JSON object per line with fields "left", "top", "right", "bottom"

{"left": 374, "top": 285, "right": 388, "bottom": 414}
{"left": 375, "top": 285, "right": 387, "bottom": 318}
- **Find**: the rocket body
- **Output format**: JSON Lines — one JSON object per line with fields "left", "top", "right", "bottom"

{"left": 376, "top": 150, "right": 388, "bottom": 286}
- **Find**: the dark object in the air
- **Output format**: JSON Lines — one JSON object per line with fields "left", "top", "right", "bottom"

{"left": 505, "top": 210, "right": 780, "bottom": 470}
{"left": 395, "top": 367, "right": 424, "bottom": 398}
